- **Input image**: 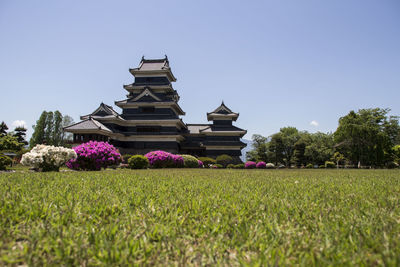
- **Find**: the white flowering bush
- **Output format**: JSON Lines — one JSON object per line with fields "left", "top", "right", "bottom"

{"left": 21, "top": 145, "right": 77, "bottom": 172}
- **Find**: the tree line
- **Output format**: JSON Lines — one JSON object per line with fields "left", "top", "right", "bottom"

{"left": 0, "top": 110, "right": 74, "bottom": 154}
{"left": 246, "top": 108, "right": 400, "bottom": 168}
{"left": 29, "top": 111, "right": 74, "bottom": 148}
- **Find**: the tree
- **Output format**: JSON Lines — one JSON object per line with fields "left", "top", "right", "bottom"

{"left": 30, "top": 111, "right": 48, "bottom": 148}
{"left": 304, "top": 132, "right": 334, "bottom": 166}
{"left": 277, "top": 127, "right": 301, "bottom": 167}
{"left": 52, "top": 111, "right": 63, "bottom": 146}
{"left": 294, "top": 139, "right": 307, "bottom": 167}
{"left": 246, "top": 134, "right": 268, "bottom": 162}
{"left": 268, "top": 133, "right": 285, "bottom": 166}
{"left": 0, "top": 135, "right": 24, "bottom": 152}
{"left": 30, "top": 111, "right": 75, "bottom": 148}
{"left": 61, "top": 115, "right": 74, "bottom": 145}
{"left": 0, "top": 121, "right": 8, "bottom": 137}
{"left": 44, "top": 111, "right": 54, "bottom": 145}
{"left": 334, "top": 108, "right": 399, "bottom": 167}
{"left": 393, "top": 145, "right": 400, "bottom": 165}
{"left": 293, "top": 132, "right": 313, "bottom": 167}
{"left": 13, "top": 127, "right": 28, "bottom": 146}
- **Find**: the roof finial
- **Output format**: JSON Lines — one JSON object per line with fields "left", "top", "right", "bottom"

{"left": 222, "top": 100, "right": 225, "bottom": 105}
{"left": 165, "top": 54, "right": 169, "bottom": 62}
{"left": 141, "top": 55, "right": 145, "bottom": 61}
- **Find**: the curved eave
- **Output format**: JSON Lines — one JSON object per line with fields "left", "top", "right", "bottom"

{"left": 64, "top": 128, "right": 113, "bottom": 136}
{"left": 206, "top": 113, "right": 239, "bottom": 121}
{"left": 93, "top": 116, "right": 187, "bottom": 129}
{"left": 80, "top": 115, "right": 121, "bottom": 120}
{"left": 201, "top": 130, "right": 247, "bottom": 137}
{"left": 129, "top": 69, "right": 177, "bottom": 82}
{"left": 114, "top": 101, "right": 185, "bottom": 116}
{"left": 204, "top": 146, "right": 245, "bottom": 150}
{"left": 123, "top": 84, "right": 173, "bottom": 91}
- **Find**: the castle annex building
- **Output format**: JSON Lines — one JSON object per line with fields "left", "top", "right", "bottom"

{"left": 64, "top": 56, "right": 247, "bottom": 159}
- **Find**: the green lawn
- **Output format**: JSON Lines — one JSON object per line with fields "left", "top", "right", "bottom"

{"left": 1, "top": 169, "right": 399, "bottom": 266}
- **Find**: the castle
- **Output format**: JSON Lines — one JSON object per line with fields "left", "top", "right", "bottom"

{"left": 64, "top": 56, "right": 247, "bottom": 160}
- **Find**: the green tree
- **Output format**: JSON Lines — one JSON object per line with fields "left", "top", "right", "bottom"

{"left": 44, "top": 111, "right": 54, "bottom": 145}
{"left": 334, "top": 108, "right": 399, "bottom": 167}
{"left": 30, "top": 111, "right": 74, "bottom": 148}
{"left": 246, "top": 134, "right": 268, "bottom": 162}
{"left": 278, "top": 127, "right": 301, "bottom": 167}
{"left": 293, "top": 132, "right": 312, "bottom": 167}
{"left": 13, "top": 127, "right": 28, "bottom": 146}
{"left": 61, "top": 115, "right": 74, "bottom": 145}
{"left": 294, "top": 139, "right": 307, "bottom": 167}
{"left": 0, "top": 121, "right": 8, "bottom": 137}
{"left": 268, "top": 133, "right": 285, "bottom": 166}
{"left": 30, "top": 111, "right": 48, "bottom": 148}
{"left": 52, "top": 111, "right": 63, "bottom": 146}
{"left": 393, "top": 145, "right": 400, "bottom": 164}
{"left": 0, "top": 135, "right": 24, "bottom": 152}
{"left": 304, "top": 132, "right": 334, "bottom": 166}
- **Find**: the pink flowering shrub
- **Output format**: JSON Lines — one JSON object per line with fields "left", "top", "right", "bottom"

{"left": 66, "top": 141, "right": 121, "bottom": 171}
{"left": 198, "top": 160, "right": 203, "bottom": 168}
{"left": 144, "top": 150, "right": 184, "bottom": 168}
{"left": 245, "top": 161, "right": 257, "bottom": 169}
{"left": 256, "top": 161, "right": 266, "bottom": 169}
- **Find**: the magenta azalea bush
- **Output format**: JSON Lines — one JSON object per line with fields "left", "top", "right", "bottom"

{"left": 245, "top": 161, "right": 257, "bottom": 169}
{"left": 256, "top": 161, "right": 266, "bottom": 169}
{"left": 198, "top": 160, "right": 203, "bottom": 168}
{"left": 66, "top": 141, "right": 121, "bottom": 171}
{"left": 144, "top": 150, "right": 184, "bottom": 168}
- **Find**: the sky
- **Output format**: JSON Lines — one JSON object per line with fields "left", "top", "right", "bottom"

{"left": 0, "top": 0, "right": 399, "bottom": 140}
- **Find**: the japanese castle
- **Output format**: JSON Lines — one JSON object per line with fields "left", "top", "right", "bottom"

{"left": 64, "top": 56, "right": 247, "bottom": 160}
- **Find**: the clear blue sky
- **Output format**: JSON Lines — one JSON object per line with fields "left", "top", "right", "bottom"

{"left": 1, "top": 0, "right": 399, "bottom": 140}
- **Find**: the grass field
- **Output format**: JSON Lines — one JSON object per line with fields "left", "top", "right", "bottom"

{"left": 1, "top": 169, "right": 399, "bottom": 266}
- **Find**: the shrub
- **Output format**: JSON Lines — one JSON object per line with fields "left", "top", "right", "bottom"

{"left": 245, "top": 161, "right": 256, "bottom": 169}
{"left": 234, "top": 163, "right": 245, "bottom": 169}
{"left": 0, "top": 154, "right": 12, "bottom": 170}
{"left": 306, "top": 163, "right": 313, "bottom": 169}
{"left": 198, "top": 160, "right": 204, "bottom": 168}
{"left": 21, "top": 145, "right": 77, "bottom": 172}
{"left": 179, "top": 154, "right": 200, "bottom": 168}
{"left": 212, "top": 164, "right": 223, "bottom": 169}
{"left": 198, "top": 157, "right": 216, "bottom": 168}
{"left": 128, "top": 155, "right": 149, "bottom": 169}
{"left": 216, "top": 154, "right": 233, "bottom": 167}
{"left": 256, "top": 161, "right": 266, "bottom": 169}
{"left": 266, "top": 163, "right": 275, "bottom": 169}
{"left": 325, "top": 161, "right": 336, "bottom": 168}
{"left": 122, "top": 154, "right": 132, "bottom": 163}
{"left": 319, "top": 165, "right": 325, "bottom": 169}
{"left": 144, "top": 151, "right": 183, "bottom": 168}
{"left": 227, "top": 164, "right": 235, "bottom": 169}
{"left": 66, "top": 141, "right": 121, "bottom": 171}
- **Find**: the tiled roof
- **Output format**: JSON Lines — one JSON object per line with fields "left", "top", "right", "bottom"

{"left": 186, "top": 124, "right": 246, "bottom": 134}
{"left": 209, "top": 101, "right": 235, "bottom": 114}
{"left": 64, "top": 118, "right": 112, "bottom": 132}
{"left": 186, "top": 124, "right": 210, "bottom": 134}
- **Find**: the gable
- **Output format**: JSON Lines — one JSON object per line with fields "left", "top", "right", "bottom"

{"left": 132, "top": 88, "right": 161, "bottom": 102}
